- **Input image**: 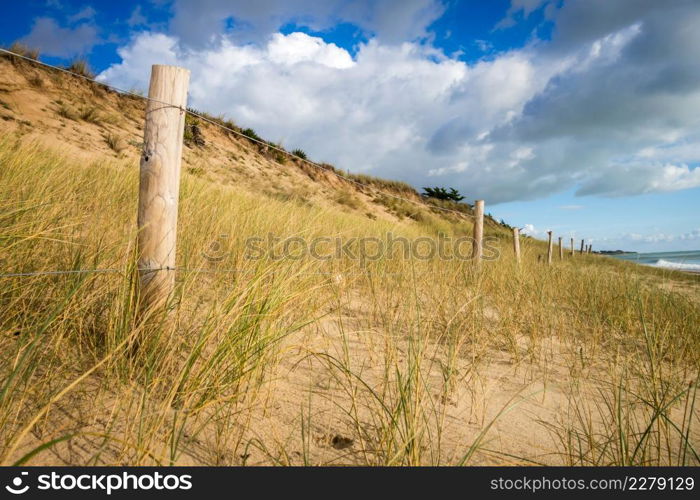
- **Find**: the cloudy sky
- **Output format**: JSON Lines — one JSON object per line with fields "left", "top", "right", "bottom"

{"left": 3, "top": 0, "right": 700, "bottom": 252}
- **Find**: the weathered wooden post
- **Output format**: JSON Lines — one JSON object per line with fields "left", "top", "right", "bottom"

{"left": 580, "top": 239, "right": 585, "bottom": 254}
{"left": 570, "top": 237, "right": 575, "bottom": 257}
{"left": 513, "top": 227, "right": 521, "bottom": 264}
{"left": 137, "top": 64, "right": 190, "bottom": 313}
{"left": 546, "top": 231, "right": 553, "bottom": 265}
{"left": 473, "top": 200, "right": 484, "bottom": 265}
{"left": 558, "top": 236, "right": 563, "bottom": 260}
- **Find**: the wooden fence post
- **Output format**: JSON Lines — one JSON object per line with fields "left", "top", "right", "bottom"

{"left": 473, "top": 200, "right": 484, "bottom": 264}
{"left": 513, "top": 227, "right": 521, "bottom": 264}
{"left": 570, "top": 237, "right": 575, "bottom": 257}
{"left": 558, "top": 236, "right": 563, "bottom": 260}
{"left": 547, "top": 231, "right": 553, "bottom": 265}
{"left": 137, "top": 64, "right": 190, "bottom": 313}
{"left": 580, "top": 239, "right": 585, "bottom": 254}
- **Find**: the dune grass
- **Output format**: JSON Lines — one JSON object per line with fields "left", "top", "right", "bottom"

{"left": 0, "top": 139, "right": 698, "bottom": 465}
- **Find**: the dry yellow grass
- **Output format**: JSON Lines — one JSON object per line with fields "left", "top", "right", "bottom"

{"left": 0, "top": 138, "right": 698, "bottom": 466}
{"left": 0, "top": 51, "right": 699, "bottom": 466}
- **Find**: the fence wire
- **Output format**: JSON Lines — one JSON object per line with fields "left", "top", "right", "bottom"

{"left": 0, "top": 46, "right": 510, "bottom": 282}
{"left": 0, "top": 267, "right": 408, "bottom": 279}
{"left": 0, "top": 46, "right": 475, "bottom": 220}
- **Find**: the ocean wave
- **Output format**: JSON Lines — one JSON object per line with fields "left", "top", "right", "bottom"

{"left": 653, "top": 259, "right": 700, "bottom": 271}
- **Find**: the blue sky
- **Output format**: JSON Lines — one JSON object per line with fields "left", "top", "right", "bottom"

{"left": 2, "top": 0, "right": 700, "bottom": 252}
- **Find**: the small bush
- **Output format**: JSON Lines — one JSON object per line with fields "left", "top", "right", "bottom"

{"left": 241, "top": 128, "right": 261, "bottom": 142}
{"left": 422, "top": 186, "right": 465, "bottom": 202}
{"left": 291, "top": 148, "right": 307, "bottom": 160}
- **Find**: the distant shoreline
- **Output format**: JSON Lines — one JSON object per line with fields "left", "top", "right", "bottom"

{"left": 607, "top": 249, "right": 700, "bottom": 275}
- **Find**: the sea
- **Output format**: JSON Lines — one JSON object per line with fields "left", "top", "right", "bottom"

{"left": 611, "top": 250, "right": 700, "bottom": 272}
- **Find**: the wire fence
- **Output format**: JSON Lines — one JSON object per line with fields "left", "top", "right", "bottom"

{"left": 1, "top": 47, "right": 575, "bottom": 283}
{"left": 0, "top": 46, "right": 475, "bottom": 220}
{"left": 0, "top": 267, "right": 406, "bottom": 279}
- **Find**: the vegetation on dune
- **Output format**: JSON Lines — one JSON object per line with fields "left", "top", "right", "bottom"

{"left": 0, "top": 139, "right": 698, "bottom": 466}
{"left": 2, "top": 42, "right": 40, "bottom": 61}
{"left": 183, "top": 115, "right": 205, "bottom": 148}
{"left": 241, "top": 127, "right": 262, "bottom": 142}
{"left": 67, "top": 59, "right": 95, "bottom": 79}
{"left": 0, "top": 49, "right": 697, "bottom": 466}
{"left": 291, "top": 148, "right": 307, "bottom": 160}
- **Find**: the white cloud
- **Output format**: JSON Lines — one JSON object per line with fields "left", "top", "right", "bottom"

{"left": 267, "top": 32, "right": 353, "bottom": 68}
{"left": 521, "top": 223, "right": 543, "bottom": 236}
{"left": 97, "top": 0, "right": 700, "bottom": 205}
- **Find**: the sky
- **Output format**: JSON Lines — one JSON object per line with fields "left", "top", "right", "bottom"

{"left": 2, "top": 0, "right": 700, "bottom": 252}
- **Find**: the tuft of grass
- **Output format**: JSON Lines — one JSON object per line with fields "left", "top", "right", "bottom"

{"left": 187, "top": 165, "right": 205, "bottom": 177}
{"left": 67, "top": 59, "right": 95, "bottom": 79}
{"left": 56, "top": 103, "right": 78, "bottom": 121}
{"left": 4, "top": 42, "right": 40, "bottom": 60}
{"left": 334, "top": 189, "right": 364, "bottom": 210}
{"left": 79, "top": 106, "right": 101, "bottom": 124}
{"left": 27, "top": 74, "right": 43, "bottom": 88}
{"left": 104, "top": 132, "right": 125, "bottom": 153}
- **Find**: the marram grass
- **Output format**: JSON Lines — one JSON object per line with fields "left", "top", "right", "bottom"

{"left": 0, "top": 139, "right": 698, "bottom": 465}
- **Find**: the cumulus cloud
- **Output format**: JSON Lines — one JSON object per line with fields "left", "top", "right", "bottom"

{"left": 98, "top": 0, "right": 700, "bottom": 204}
{"left": 21, "top": 17, "right": 98, "bottom": 58}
